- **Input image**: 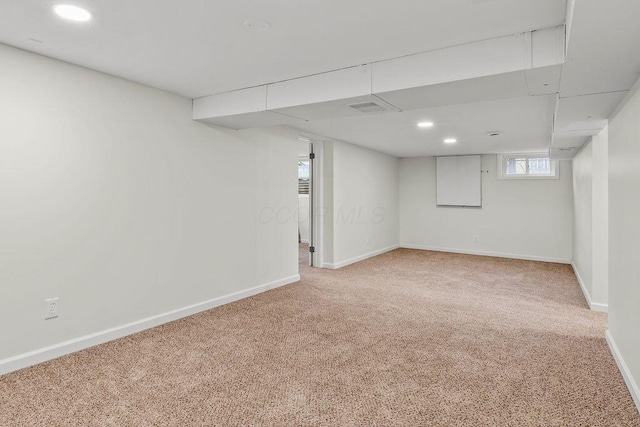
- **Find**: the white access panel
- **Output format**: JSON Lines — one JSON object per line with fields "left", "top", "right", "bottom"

{"left": 436, "top": 155, "right": 482, "bottom": 207}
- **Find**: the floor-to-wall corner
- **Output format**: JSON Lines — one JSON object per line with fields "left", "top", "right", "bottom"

{"left": 591, "top": 126, "right": 609, "bottom": 309}
{"left": 321, "top": 140, "right": 400, "bottom": 269}
{"left": 0, "top": 44, "right": 301, "bottom": 374}
{"left": 571, "top": 126, "right": 609, "bottom": 313}
{"left": 399, "top": 155, "right": 573, "bottom": 263}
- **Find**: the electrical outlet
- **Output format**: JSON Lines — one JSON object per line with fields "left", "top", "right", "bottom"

{"left": 45, "top": 298, "right": 59, "bottom": 320}
{"left": 473, "top": 236, "right": 479, "bottom": 243}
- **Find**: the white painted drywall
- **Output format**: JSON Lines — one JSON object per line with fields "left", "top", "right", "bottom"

{"left": 591, "top": 126, "right": 609, "bottom": 307}
{"left": 399, "top": 155, "right": 573, "bottom": 262}
{"left": 322, "top": 143, "right": 335, "bottom": 265}
{"left": 572, "top": 126, "right": 609, "bottom": 311}
{"left": 323, "top": 140, "right": 399, "bottom": 268}
{"left": 572, "top": 142, "right": 594, "bottom": 299}
{"left": 0, "top": 44, "right": 299, "bottom": 361}
{"left": 608, "top": 80, "right": 640, "bottom": 407}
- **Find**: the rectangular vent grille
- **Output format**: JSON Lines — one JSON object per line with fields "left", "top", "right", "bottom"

{"left": 348, "top": 102, "right": 387, "bottom": 114}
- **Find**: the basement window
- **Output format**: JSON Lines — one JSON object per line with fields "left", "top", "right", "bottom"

{"left": 497, "top": 153, "right": 559, "bottom": 180}
{"left": 298, "top": 160, "right": 310, "bottom": 194}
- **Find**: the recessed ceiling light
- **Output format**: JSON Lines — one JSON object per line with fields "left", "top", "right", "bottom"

{"left": 417, "top": 121, "right": 434, "bottom": 128}
{"left": 54, "top": 4, "right": 93, "bottom": 22}
{"left": 444, "top": 138, "right": 457, "bottom": 144}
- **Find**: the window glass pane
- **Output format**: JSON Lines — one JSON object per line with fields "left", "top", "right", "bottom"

{"left": 298, "top": 161, "right": 309, "bottom": 179}
{"left": 505, "top": 158, "right": 527, "bottom": 175}
{"left": 298, "top": 161, "right": 310, "bottom": 194}
{"left": 528, "top": 157, "right": 551, "bottom": 175}
{"left": 500, "top": 154, "right": 556, "bottom": 179}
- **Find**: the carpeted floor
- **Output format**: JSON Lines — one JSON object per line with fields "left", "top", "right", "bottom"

{"left": 1, "top": 248, "right": 639, "bottom": 426}
{"left": 299, "top": 242, "right": 310, "bottom": 266}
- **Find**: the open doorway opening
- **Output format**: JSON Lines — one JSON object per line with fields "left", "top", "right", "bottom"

{"left": 297, "top": 137, "right": 317, "bottom": 268}
{"left": 298, "top": 140, "right": 311, "bottom": 267}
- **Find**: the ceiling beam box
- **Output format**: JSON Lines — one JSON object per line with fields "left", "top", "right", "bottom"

{"left": 372, "top": 34, "right": 524, "bottom": 93}
{"left": 525, "top": 65, "right": 562, "bottom": 96}
{"left": 565, "top": 0, "right": 577, "bottom": 55}
{"left": 192, "top": 27, "right": 565, "bottom": 128}
{"left": 371, "top": 27, "right": 565, "bottom": 94}
{"left": 193, "top": 85, "right": 268, "bottom": 121}
{"left": 266, "top": 65, "right": 372, "bottom": 111}
{"left": 531, "top": 26, "right": 566, "bottom": 68}
{"left": 196, "top": 111, "right": 305, "bottom": 130}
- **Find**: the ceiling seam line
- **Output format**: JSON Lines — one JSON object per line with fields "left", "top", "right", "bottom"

{"left": 558, "top": 89, "right": 629, "bottom": 99}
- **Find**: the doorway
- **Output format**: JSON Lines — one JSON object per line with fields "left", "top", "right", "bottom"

{"left": 297, "top": 137, "right": 317, "bottom": 268}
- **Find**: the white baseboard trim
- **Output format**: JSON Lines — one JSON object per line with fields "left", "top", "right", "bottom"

{"left": 606, "top": 330, "right": 640, "bottom": 414}
{"left": 323, "top": 244, "right": 400, "bottom": 269}
{"left": 400, "top": 244, "right": 571, "bottom": 265}
{"left": 590, "top": 302, "right": 610, "bottom": 313}
{"left": 571, "top": 262, "right": 608, "bottom": 313}
{"left": 0, "top": 274, "right": 300, "bottom": 377}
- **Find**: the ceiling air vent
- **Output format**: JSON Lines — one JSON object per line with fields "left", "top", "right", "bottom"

{"left": 347, "top": 99, "right": 400, "bottom": 114}
{"left": 348, "top": 102, "right": 387, "bottom": 114}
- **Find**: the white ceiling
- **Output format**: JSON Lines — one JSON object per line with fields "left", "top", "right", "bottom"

{"left": 549, "top": 0, "right": 640, "bottom": 158}
{"left": 2, "top": 0, "right": 639, "bottom": 158}
{"left": 559, "top": 0, "right": 640, "bottom": 98}
{"left": 0, "top": 0, "right": 566, "bottom": 98}
{"left": 293, "top": 96, "right": 556, "bottom": 158}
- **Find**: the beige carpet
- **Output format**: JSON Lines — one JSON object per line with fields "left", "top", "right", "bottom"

{"left": 299, "top": 242, "right": 310, "bottom": 266}
{"left": 1, "top": 249, "right": 639, "bottom": 426}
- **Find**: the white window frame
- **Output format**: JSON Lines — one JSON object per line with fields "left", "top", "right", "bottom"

{"left": 497, "top": 153, "right": 559, "bottom": 180}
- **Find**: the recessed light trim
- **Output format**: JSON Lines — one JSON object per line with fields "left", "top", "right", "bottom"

{"left": 444, "top": 138, "right": 457, "bottom": 144}
{"left": 417, "top": 121, "right": 434, "bottom": 128}
{"left": 54, "top": 4, "right": 93, "bottom": 22}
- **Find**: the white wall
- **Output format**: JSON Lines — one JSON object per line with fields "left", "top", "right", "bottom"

{"left": 0, "top": 44, "right": 299, "bottom": 365}
{"left": 572, "top": 142, "right": 594, "bottom": 298}
{"left": 322, "top": 143, "right": 335, "bottom": 265}
{"left": 572, "top": 127, "right": 609, "bottom": 312}
{"left": 608, "top": 80, "right": 640, "bottom": 410}
{"left": 323, "top": 140, "right": 399, "bottom": 268}
{"left": 399, "top": 155, "right": 573, "bottom": 263}
{"left": 591, "top": 127, "right": 609, "bottom": 306}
